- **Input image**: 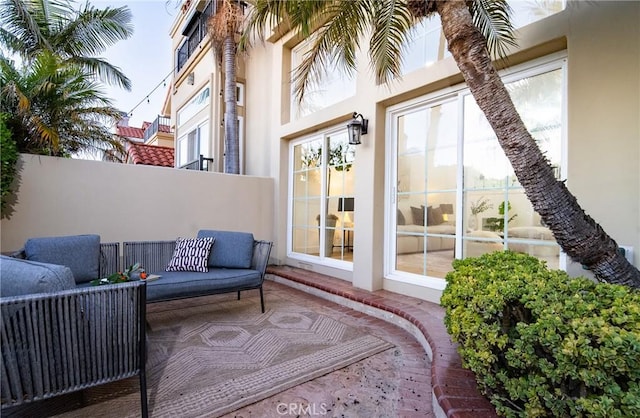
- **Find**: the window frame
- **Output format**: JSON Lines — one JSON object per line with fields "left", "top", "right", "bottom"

{"left": 384, "top": 52, "right": 568, "bottom": 288}
{"left": 287, "top": 124, "right": 356, "bottom": 270}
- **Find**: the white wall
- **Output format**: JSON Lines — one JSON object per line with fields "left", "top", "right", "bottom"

{"left": 1, "top": 155, "right": 275, "bottom": 253}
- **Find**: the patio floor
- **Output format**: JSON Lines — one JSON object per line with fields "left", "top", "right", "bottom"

{"left": 266, "top": 265, "right": 499, "bottom": 418}
{"left": 2, "top": 265, "right": 497, "bottom": 418}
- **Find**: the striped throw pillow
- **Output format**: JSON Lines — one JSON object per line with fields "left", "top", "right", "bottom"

{"left": 166, "top": 237, "right": 215, "bottom": 272}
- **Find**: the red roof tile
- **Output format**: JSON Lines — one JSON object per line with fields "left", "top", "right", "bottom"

{"left": 117, "top": 125, "right": 145, "bottom": 139}
{"left": 126, "top": 142, "right": 174, "bottom": 167}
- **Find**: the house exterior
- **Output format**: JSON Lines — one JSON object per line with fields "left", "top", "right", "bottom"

{"left": 168, "top": 1, "right": 639, "bottom": 303}
{"left": 116, "top": 114, "right": 174, "bottom": 148}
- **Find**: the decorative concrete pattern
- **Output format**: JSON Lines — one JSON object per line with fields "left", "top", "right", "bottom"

{"left": 267, "top": 265, "right": 499, "bottom": 418}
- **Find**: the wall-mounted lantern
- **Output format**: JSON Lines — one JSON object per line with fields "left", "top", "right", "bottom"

{"left": 347, "top": 112, "right": 368, "bottom": 145}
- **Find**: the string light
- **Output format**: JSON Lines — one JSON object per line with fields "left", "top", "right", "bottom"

{"left": 126, "top": 67, "right": 175, "bottom": 118}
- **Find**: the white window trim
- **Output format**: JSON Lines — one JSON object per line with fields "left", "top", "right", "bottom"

{"left": 384, "top": 52, "right": 568, "bottom": 288}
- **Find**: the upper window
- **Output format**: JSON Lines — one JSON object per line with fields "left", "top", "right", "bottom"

{"left": 176, "top": 0, "right": 217, "bottom": 73}
{"left": 401, "top": 15, "right": 450, "bottom": 75}
{"left": 290, "top": 38, "right": 356, "bottom": 120}
{"left": 400, "top": 1, "right": 565, "bottom": 76}
{"left": 177, "top": 86, "right": 210, "bottom": 126}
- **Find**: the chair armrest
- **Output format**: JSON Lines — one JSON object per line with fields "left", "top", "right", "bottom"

{"left": 1, "top": 281, "right": 146, "bottom": 408}
{"left": 251, "top": 240, "right": 273, "bottom": 280}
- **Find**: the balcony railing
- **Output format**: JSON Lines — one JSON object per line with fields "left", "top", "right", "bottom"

{"left": 176, "top": 0, "right": 217, "bottom": 73}
{"left": 180, "top": 155, "right": 214, "bottom": 171}
{"left": 143, "top": 116, "right": 172, "bottom": 142}
{"left": 176, "top": 1, "right": 246, "bottom": 74}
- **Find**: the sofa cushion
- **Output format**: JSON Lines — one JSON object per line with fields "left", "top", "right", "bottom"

{"left": 0, "top": 255, "right": 76, "bottom": 297}
{"left": 430, "top": 206, "right": 444, "bottom": 225}
{"left": 166, "top": 237, "right": 215, "bottom": 272}
{"left": 24, "top": 234, "right": 100, "bottom": 284}
{"left": 197, "top": 230, "right": 254, "bottom": 269}
{"left": 145, "top": 269, "right": 262, "bottom": 302}
{"left": 397, "top": 209, "right": 406, "bottom": 226}
{"left": 410, "top": 206, "right": 425, "bottom": 226}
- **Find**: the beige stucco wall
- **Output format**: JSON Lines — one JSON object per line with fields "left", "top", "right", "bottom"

{"left": 0, "top": 154, "right": 275, "bottom": 254}
{"left": 239, "top": 1, "right": 639, "bottom": 303}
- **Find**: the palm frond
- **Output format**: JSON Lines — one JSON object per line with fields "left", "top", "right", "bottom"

{"left": 0, "top": 0, "right": 52, "bottom": 57}
{"left": 368, "top": 0, "right": 415, "bottom": 84}
{"left": 65, "top": 56, "right": 131, "bottom": 90}
{"left": 469, "top": 0, "right": 517, "bottom": 60}
{"left": 57, "top": 4, "right": 133, "bottom": 57}
{"left": 292, "top": 1, "right": 370, "bottom": 103}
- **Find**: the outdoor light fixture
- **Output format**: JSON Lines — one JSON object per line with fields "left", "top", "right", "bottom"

{"left": 347, "top": 112, "right": 368, "bottom": 145}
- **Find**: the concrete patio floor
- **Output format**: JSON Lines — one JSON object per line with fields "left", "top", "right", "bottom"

{"left": 264, "top": 265, "right": 498, "bottom": 418}
{"left": 3, "top": 265, "right": 496, "bottom": 418}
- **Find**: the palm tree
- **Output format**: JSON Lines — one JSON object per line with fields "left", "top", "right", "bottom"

{"left": 0, "top": 0, "right": 133, "bottom": 90}
{"left": 208, "top": 0, "right": 244, "bottom": 174}
{"left": 242, "top": 0, "right": 640, "bottom": 288}
{"left": 1, "top": 50, "right": 125, "bottom": 158}
{"left": 0, "top": 0, "right": 133, "bottom": 157}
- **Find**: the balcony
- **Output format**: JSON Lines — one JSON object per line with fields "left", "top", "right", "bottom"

{"left": 143, "top": 115, "right": 172, "bottom": 142}
{"left": 176, "top": 0, "right": 216, "bottom": 73}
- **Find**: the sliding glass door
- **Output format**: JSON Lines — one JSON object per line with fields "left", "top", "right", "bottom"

{"left": 388, "top": 55, "right": 565, "bottom": 282}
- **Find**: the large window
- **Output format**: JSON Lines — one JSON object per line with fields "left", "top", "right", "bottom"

{"left": 387, "top": 55, "right": 566, "bottom": 283}
{"left": 177, "top": 121, "right": 209, "bottom": 169}
{"left": 290, "top": 129, "right": 356, "bottom": 265}
{"left": 400, "top": 1, "right": 565, "bottom": 76}
{"left": 290, "top": 38, "right": 356, "bottom": 120}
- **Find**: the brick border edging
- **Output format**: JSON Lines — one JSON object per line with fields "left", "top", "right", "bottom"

{"left": 266, "top": 266, "right": 498, "bottom": 418}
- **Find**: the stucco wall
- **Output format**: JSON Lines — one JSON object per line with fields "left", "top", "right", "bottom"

{"left": 1, "top": 154, "right": 275, "bottom": 253}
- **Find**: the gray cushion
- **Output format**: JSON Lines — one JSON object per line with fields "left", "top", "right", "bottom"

{"left": 145, "top": 269, "right": 262, "bottom": 302}
{"left": 24, "top": 234, "right": 100, "bottom": 284}
{"left": 197, "top": 230, "right": 254, "bottom": 269}
{"left": 0, "top": 255, "right": 76, "bottom": 297}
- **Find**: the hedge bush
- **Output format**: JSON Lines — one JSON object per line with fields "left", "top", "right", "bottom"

{"left": 441, "top": 251, "right": 640, "bottom": 417}
{"left": 1, "top": 113, "right": 18, "bottom": 218}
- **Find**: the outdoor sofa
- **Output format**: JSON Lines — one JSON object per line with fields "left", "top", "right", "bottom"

{"left": 123, "top": 229, "right": 273, "bottom": 312}
{"left": 0, "top": 230, "right": 272, "bottom": 414}
{"left": 0, "top": 236, "right": 148, "bottom": 416}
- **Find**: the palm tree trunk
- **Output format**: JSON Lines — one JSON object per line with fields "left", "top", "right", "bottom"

{"left": 223, "top": 34, "right": 239, "bottom": 174}
{"left": 436, "top": 0, "right": 640, "bottom": 288}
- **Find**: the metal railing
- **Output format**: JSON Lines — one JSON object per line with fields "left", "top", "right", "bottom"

{"left": 175, "top": 1, "right": 246, "bottom": 74}
{"left": 143, "top": 115, "right": 172, "bottom": 142}
{"left": 176, "top": 0, "right": 217, "bottom": 73}
{"left": 180, "top": 154, "right": 214, "bottom": 171}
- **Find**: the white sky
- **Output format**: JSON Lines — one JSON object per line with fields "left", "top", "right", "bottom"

{"left": 91, "top": 0, "right": 178, "bottom": 128}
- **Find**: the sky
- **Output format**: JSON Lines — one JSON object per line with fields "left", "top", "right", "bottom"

{"left": 90, "top": 1, "right": 178, "bottom": 128}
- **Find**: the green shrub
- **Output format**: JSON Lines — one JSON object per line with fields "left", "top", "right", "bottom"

{"left": 441, "top": 251, "right": 640, "bottom": 417}
{"left": 1, "top": 113, "right": 19, "bottom": 218}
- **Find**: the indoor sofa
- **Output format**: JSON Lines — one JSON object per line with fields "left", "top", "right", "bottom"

{"left": 396, "top": 202, "right": 456, "bottom": 254}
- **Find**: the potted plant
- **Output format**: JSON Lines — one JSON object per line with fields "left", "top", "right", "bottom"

{"left": 485, "top": 201, "right": 518, "bottom": 232}
{"left": 469, "top": 196, "right": 492, "bottom": 230}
